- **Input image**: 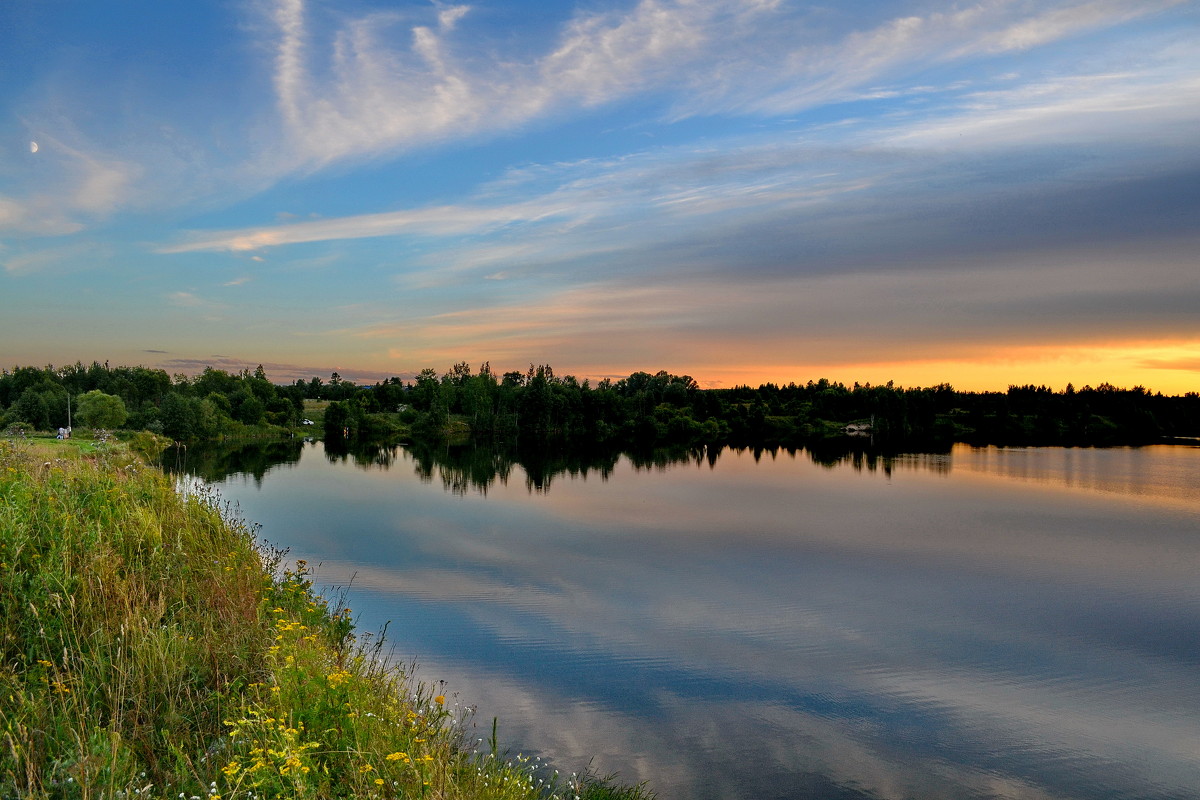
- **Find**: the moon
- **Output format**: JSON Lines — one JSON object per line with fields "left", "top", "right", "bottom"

{"left": 30, "top": 141, "right": 38, "bottom": 153}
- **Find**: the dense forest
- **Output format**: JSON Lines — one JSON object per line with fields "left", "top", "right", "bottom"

{"left": 2, "top": 360, "right": 1198, "bottom": 448}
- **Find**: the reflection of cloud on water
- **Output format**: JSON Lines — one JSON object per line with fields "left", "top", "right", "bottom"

{"left": 453, "top": 453, "right": 1200, "bottom": 590}
{"left": 223, "top": 445, "right": 1200, "bottom": 800}
{"left": 390, "top": 656, "right": 1073, "bottom": 800}
{"left": 308, "top": 546, "right": 1200, "bottom": 799}
{"left": 872, "top": 670, "right": 1200, "bottom": 789}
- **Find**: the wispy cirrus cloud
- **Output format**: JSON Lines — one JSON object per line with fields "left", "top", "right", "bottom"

{"left": 0, "top": 134, "right": 139, "bottom": 237}
{"left": 308, "top": 230, "right": 1198, "bottom": 377}
{"left": 166, "top": 290, "right": 229, "bottom": 321}
{"left": 266, "top": 0, "right": 773, "bottom": 169}
{"left": 681, "top": 0, "right": 1187, "bottom": 116}
{"left": 159, "top": 46, "right": 1200, "bottom": 274}
{"left": 263, "top": 0, "right": 1181, "bottom": 172}
{"left": 2, "top": 241, "right": 115, "bottom": 276}
{"left": 962, "top": 0, "right": 1185, "bottom": 54}
{"left": 158, "top": 200, "right": 578, "bottom": 253}
{"left": 6, "top": 0, "right": 1185, "bottom": 236}
{"left": 885, "top": 68, "right": 1200, "bottom": 150}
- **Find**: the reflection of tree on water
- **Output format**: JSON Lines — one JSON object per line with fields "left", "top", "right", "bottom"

{"left": 167, "top": 436, "right": 957, "bottom": 490}
{"left": 322, "top": 437, "right": 404, "bottom": 470}
{"left": 802, "top": 440, "right": 952, "bottom": 476}
{"left": 408, "top": 441, "right": 734, "bottom": 494}
{"left": 162, "top": 437, "right": 305, "bottom": 485}
{"left": 408, "top": 441, "right": 625, "bottom": 495}
{"left": 408, "top": 439, "right": 961, "bottom": 494}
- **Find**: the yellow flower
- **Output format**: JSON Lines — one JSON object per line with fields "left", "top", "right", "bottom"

{"left": 434, "top": 695, "right": 445, "bottom": 706}
{"left": 385, "top": 752, "right": 408, "bottom": 761}
{"left": 374, "top": 778, "right": 385, "bottom": 786}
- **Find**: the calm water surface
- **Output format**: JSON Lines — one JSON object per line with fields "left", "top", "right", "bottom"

{"left": 186, "top": 442, "right": 1200, "bottom": 800}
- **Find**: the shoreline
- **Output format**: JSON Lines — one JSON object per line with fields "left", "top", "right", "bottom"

{"left": 0, "top": 439, "right": 652, "bottom": 799}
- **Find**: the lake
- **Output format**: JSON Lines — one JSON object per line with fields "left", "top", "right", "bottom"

{"left": 173, "top": 440, "right": 1200, "bottom": 800}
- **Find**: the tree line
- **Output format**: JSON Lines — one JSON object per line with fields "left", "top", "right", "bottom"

{"left": 0, "top": 362, "right": 304, "bottom": 441}
{"left": 322, "top": 362, "right": 1200, "bottom": 447}
{"left": 3, "top": 360, "right": 1198, "bottom": 447}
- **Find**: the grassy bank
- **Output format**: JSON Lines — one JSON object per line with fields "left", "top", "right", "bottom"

{"left": 0, "top": 440, "right": 651, "bottom": 799}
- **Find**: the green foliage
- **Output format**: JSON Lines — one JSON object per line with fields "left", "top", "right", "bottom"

{"left": 5, "top": 361, "right": 1197, "bottom": 448}
{"left": 76, "top": 390, "right": 128, "bottom": 430}
{"left": 12, "top": 388, "right": 50, "bottom": 430}
{"left": 159, "top": 392, "right": 199, "bottom": 440}
{"left": 125, "top": 430, "right": 170, "bottom": 461}
{"left": 0, "top": 444, "right": 639, "bottom": 800}
{"left": 577, "top": 771, "right": 658, "bottom": 800}
{"left": 323, "top": 399, "right": 363, "bottom": 440}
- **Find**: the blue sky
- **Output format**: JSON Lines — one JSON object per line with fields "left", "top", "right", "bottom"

{"left": 2, "top": 0, "right": 1198, "bottom": 390}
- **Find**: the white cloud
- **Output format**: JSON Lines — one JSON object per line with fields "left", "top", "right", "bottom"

{"left": 167, "top": 291, "right": 206, "bottom": 307}
{"left": 250, "top": 0, "right": 1194, "bottom": 184}
{"left": 1, "top": 242, "right": 111, "bottom": 276}
{"left": 436, "top": 5, "right": 470, "bottom": 31}
{"left": 166, "top": 290, "right": 228, "bottom": 320}
{"left": 0, "top": 134, "right": 140, "bottom": 237}
{"left": 729, "top": 0, "right": 1185, "bottom": 117}
{"left": 884, "top": 69, "right": 1200, "bottom": 149}
{"left": 965, "top": 0, "right": 1187, "bottom": 55}
{"left": 70, "top": 153, "right": 137, "bottom": 214}
{"left": 158, "top": 199, "right": 577, "bottom": 253}
{"left": 160, "top": 37, "right": 1200, "bottom": 265}
{"left": 10, "top": 0, "right": 1188, "bottom": 232}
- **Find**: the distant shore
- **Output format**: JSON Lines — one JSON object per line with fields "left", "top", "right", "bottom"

{"left": 4, "top": 362, "right": 1196, "bottom": 453}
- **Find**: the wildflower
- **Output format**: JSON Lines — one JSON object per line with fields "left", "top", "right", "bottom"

{"left": 434, "top": 694, "right": 445, "bottom": 706}
{"left": 385, "top": 752, "right": 409, "bottom": 762}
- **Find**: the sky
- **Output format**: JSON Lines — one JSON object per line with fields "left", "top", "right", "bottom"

{"left": 2, "top": 0, "right": 1198, "bottom": 392}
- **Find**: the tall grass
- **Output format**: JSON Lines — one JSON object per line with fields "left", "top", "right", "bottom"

{"left": 0, "top": 440, "right": 652, "bottom": 800}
